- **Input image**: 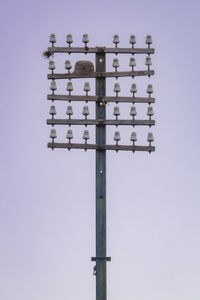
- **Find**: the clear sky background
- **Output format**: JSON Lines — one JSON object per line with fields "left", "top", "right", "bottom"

{"left": 0, "top": 0, "right": 200, "bottom": 300}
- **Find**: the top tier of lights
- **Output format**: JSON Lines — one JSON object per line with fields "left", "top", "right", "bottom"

{"left": 47, "top": 34, "right": 154, "bottom": 55}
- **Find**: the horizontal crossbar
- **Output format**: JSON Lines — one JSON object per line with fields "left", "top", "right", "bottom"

{"left": 48, "top": 70, "right": 154, "bottom": 80}
{"left": 47, "top": 119, "right": 155, "bottom": 126}
{"left": 48, "top": 142, "right": 155, "bottom": 152}
{"left": 47, "top": 46, "right": 155, "bottom": 55}
{"left": 47, "top": 94, "right": 155, "bottom": 104}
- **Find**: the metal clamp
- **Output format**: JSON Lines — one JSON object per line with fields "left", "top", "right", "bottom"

{"left": 96, "top": 47, "right": 105, "bottom": 53}
{"left": 91, "top": 257, "right": 111, "bottom": 261}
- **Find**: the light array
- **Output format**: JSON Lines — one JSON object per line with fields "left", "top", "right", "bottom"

{"left": 45, "top": 34, "right": 155, "bottom": 153}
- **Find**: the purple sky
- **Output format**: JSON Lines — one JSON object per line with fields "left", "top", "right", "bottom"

{"left": 1, "top": 0, "right": 200, "bottom": 300}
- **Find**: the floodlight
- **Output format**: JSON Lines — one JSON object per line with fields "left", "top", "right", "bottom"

{"left": 49, "top": 33, "right": 56, "bottom": 46}
{"left": 66, "top": 129, "right": 73, "bottom": 142}
{"left": 130, "top": 106, "right": 137, "bottom": 118}
{"left": 83, "top": 130, "right": 90, "bottom": 142}
{"left": 130, "top": 132, "right": 137, "bottom": 142}
{"left": 82, "top": 106, "right": 89, "bottom": 119}
{"left": 82, "top": 34, "right": 89, "bottom": 48}
{"left": 147, "top": 132, "right": 154, "bottom": 143}
{"left": 113, "top": 34, "right": 120, "bottom": 48}
{"left": 129, "top": 35, "right": 136, "bottom": 47}
{"left": 65, "top": 60, "right": 72, "bottom": 73}
{"left": 66, "top": 34, "right": 73, "bottom": 47}
{"left": 83, "top": 82, "right": 91, "bottom": 96}
{"left": 114, "top": 83, "right": 120, "bottom": 97}
{"left": 112, "top": 58, "right": 119, "bottom": 72}
{"left": 49, "top": 105, "right": 56, "bottom": 116}
{"left": 49, "top": 60, "right": 56, "bottom": 72}
{"left": 66, "top": 105, "right": 73, "bottom": 118}
{"left": 50, "top": 80, "right": 57, "bottom": 92}
{"left": 145, "top": 35, "right": 152, "bottom": 46}
{"left": 67, "top": 81, "right": 73, "bottom": 95}
{"left": 113, "top": 106, "right": 120, "bottom": 120}
{"left": 147, "top": 84, "right": 153, "bottom": 94}
{"left": 50, "top": 128, "right": 57, "bottom": 139}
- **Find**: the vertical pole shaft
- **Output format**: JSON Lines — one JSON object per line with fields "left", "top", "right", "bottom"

{"left": 96, "top": 52, "right": 106, "bottom": 300}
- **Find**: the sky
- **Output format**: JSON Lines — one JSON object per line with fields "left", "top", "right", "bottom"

{"left": 0, "top": 0, "right": 200, "bottom": 300}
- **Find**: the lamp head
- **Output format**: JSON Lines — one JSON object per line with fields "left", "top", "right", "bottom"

{"left": 114, "top": 131, "right": 121, "bottom": 141}
{"left": 129, "top": 35, "right": 136, "bottom": 45}
{"left": 129, "top": 57, "right": 136, "bottom": 67}
{"left": 112, "top": 58, "right": 119, "bottom": 68}
{"left": 113, "top": 34, "right": 120, "bottom": 47}
{"left": 49, "top": 33, "right": 56, "bottom": 44}
{"left": 147, "top": 132, "right": 154, "bottom": 142}
{"left": 130, "top": 132, "right": 137, "bottom": 141}
{"left": 65, "top": 60, "right": 72, "bottom": 70}
{"left": 67, "top": 81, "right": 74, "bottom": 91}
{"left": 49, "top": 60, "right": 56, "bottom": 70}
{"left": 50, "top": 128, "right": 57, "bottom": 138}
{"left": 82, "top": 34, "right": 89, "bottom": 44}
{"left": 130, "top": 83, "right": 137, "bottom": 93}
{"left": 49, "top": 105, "right": 56, "bottom": 115}
{"left": 114, "top": 83, "right": 120, "bottom": 93}
{"left": 145, "top": 35, "right": 152, "bottom": 45}
{"left": 66, "top": 34, "right": 73, "bottom": 44}
{"left": 50, "top": 81, "right": 57, "bottom": 91}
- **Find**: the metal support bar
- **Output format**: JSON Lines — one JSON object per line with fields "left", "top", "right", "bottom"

{"left": 47, "top": 94, "right": 155, "bottom": 104}
{"left": 47, "top": 46, "right": 154, "bottom": 55}
{"left": 48, "top": 70, "right": 154, "bottom": 80}
{"left": 47, "top": 142, "right": 155, "bottom": 152}
{"left": 47, "top": 119, "right": 155, "bottom": 126}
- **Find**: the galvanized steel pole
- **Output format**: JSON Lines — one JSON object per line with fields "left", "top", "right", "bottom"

{"left": 96, "top": 52, "right": 107, "bottom": 300}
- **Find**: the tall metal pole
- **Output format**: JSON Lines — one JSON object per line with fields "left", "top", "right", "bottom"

{"left": 96, "top": 52, "right": 107, "bottom": 300}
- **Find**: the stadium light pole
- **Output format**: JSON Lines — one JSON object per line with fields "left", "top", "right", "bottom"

{"left": 44, "top": 33, "right": 155, "bottom": 300}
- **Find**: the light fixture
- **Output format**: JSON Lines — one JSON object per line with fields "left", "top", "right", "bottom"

{"left": 82, "top": 34, "right": 89, "bottom": 48}
{"left": 49, "top": 60, "right": 56, "bottom": 73}
{"left": 83, "top": 130, "right": 90, "bottom": 144}
{"left": 113, "top": 106, "right": 120, "bottom": 120}
{"left": 82, "top": 106, "right": 89, "bottom": 122}
{"left": 65, "top": 60, "right": 72, "bottom": 73}
{"left": 114, "top": 82, "right": 120, "bottom": 97}
{"left": 114, "top": 131, "right": 121, "bottom": 146}
{"left": 145, "top": 56, "right": 152, "bottom": 71}
{"left": 147, "top": 106, "right": 154, "bottom": 120}
{"left": 66, "top": 34, "right": 73, "bottom": 47}
{"left": 129, "top": 35, "right": 136, "bottom": 48}
{"left": 145, "top": 35, "right": 152, "bottom": 47}
{"left": 83, "top": 82, "right": 91, "bottom": 97}
{"left": 50, "top": 128, "right": 57, "bottom": 142}
{"left": 66, "top": 105, "right": 73, "bottom": 120}
{"left": 45, "top": 34, "right": 155, "bottom": 155}
{"left": 147, "top": 84, "right": 153, "bottom": 96}
{"left": 67, "top": 81, "right": 74, "bottom": 96}
{"left": 49, "top": 105, "right": 56, "bottom": 119}
{"left": 130, "top": 83, "right": 137, "bottom": 97}
{"left": 50, "top": 81, "right": 57, "bottom": 94}
{"left": 130, "top": 132, "right": 137, "bottom": 144}
{"left": 49, "top": 33, "right": 56, "bottom": 46}
{"left": 113, "top": 34, "right": 120, "bottom": 48}
{"left": 66, "top": 129, "right": 73, "bottom": 143}
{"left": 147, "top": 132, "right": 154, "bottom": 146}
{"left": 112, "top": 58, "right": 119, "bottom": 72}
{"left": 129, "top": 57, "right": 136, "bottom": 72}
{"left": 130, "top": 106, "right": 137, "bottom": 120}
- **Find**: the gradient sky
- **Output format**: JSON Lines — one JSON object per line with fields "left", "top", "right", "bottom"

{"left": 0, "top": 0, "right": 200, "bottom": 300}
